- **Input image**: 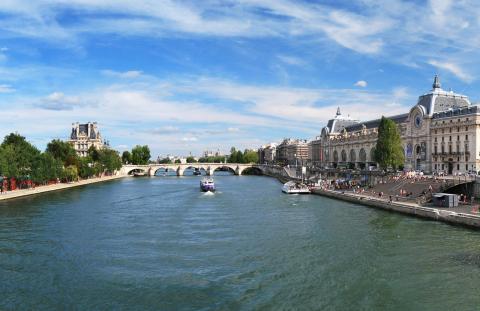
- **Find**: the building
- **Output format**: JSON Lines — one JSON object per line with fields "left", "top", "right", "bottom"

{"left": 69, "top": 122, "right": 105, "bottom": 157}
{"left": 276, "top": 138, "right": 309, "bottom": 166}
{"left": 311, "top": 75, "right": 480, "bottom": 174}
{"left": 203, "top": 150, "right": 223, "bottom": 158}
{"left": 258, "top": 143, "right": 277, "bottom": 164}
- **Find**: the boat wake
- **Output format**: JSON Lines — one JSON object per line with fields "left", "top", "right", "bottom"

{"left": 203, "top": 191, "right": 215, "bottom": 196}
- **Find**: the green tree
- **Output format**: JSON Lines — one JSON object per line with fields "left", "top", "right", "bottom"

{"left": 0, "top": 133, "right": 40, "bottom": 178}
{"left": 158, "top": 157, "right": 172, "bottom": 164}
{"left": 374, "top": 116, "right": 405, "bottom": 170}
{"left": 88, "top": 146, "right": 100, "bottom": 162}
{"left": 98, "top": 149, "right": 122, "bottom": 174}
{"left": 121, "top": 150, "right": 132, "bottom": 164}
{"left": 46, "top": 139, "right": 78, "bottom": 166}
{"left": 31, "top": 153, "right": 63, "bottom": 184}
{"left": 131, "top": 145, "right": 151, "bottom": 165}
{"left": 77, "top": 157, "right": 95, "bottom": 179}
{"left": 243, "top": 149, "right": 259, "bottom": 163}
{"left": 186, "top": 156, "right": 196, "bottom": 163}
{"left": 235, "top": 150, "right": 244, "bottom": 163}
{"left": 174, "top": 159, "right": 181, "bottom": 164}
{"left": 228, "top": 147, "right": 237, "bottom": 163}
{"left": 0, "top": 145, "right": 18, "bottom": 178}
{"left": 64, "top": 165, "right": 78, "bottom": 182}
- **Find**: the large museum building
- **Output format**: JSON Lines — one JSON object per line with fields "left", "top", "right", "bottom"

{"left": 310, "top": 76, "right": 480, "bottom": 174}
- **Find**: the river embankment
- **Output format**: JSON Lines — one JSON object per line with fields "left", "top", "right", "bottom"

{"left": 0, "top": 174, "right": 126, "bottom": 202}
{"left": 263, "top": 170, "right": 480, "bottom": 229}
{"left": 311, "top": 188, "right": 480, "bottom": 229}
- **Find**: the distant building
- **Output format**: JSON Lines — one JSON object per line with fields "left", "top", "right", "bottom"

{"left": 203, "top": 150, "right": 223, "bottom": 158}
{"left": 258, "top": 143, "right": 277, "bottom": 164}
{"left": 69, "top": 122, "right": 106, "bottom": 157}
{"left": 276, "top": 138, "right": 308, "bottom": 166}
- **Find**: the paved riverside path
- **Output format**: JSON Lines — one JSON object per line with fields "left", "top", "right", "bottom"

{"left": 311, "top": 188, "right": 480, "bottom": 228}
{"left": 0, "top": 175, "right": 126, "bottom": 202}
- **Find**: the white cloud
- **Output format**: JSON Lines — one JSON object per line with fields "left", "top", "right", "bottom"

{"left": 150, "top": 126, "right": 180, "bottom": 135}
{"left": 0, "top": 84, "right": 15, "bottom": 93}
{"left": 35, "top": 92, "right": 82, "bottom": 110}
{"left": 115, "top": 144, "right": 129, "bottom": 150}
{"left": 101, "top": 69, "right": 143, "bottom": 79}
{"left": 0, "top": 74, "right": 419, "bottom": 155}
{"left": 1, "top": 0, "right": 480, "bottom": 79}
{"left": 277, "top": 55, "right": 306, "bottom": 66}
{"left": 181, "top": 137, "right": 198, "bottom": 142}
{"left": 427, "top": 60, "right": 473, "bottom": 83}
{"left": 354, "top": 80, "right": 367, "bottom": 87}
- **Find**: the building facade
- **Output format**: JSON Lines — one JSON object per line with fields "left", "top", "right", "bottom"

{"left": 69, "top": 122, "right": 105, "bottom": 157}
{"left": 311, "top": 76, "right": 480, "bottom": 174}
{"left": 258, "top": 143, "right": 277, "bottom": 164}
{"left": 276, "top": 138, "right": 309, "bottom": 166}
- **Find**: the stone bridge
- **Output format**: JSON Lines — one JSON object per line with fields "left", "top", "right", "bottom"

{"left": 120, "top": 163, "right": 263, "bottom": 176}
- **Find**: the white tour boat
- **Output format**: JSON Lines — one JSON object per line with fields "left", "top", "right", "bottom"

{"left": 282, "top": 181, "right": 310, "bottom": 194}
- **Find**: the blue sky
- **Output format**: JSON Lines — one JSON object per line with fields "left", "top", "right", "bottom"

{"left": 1, "top": 0, "right": 480, "bottom": 157}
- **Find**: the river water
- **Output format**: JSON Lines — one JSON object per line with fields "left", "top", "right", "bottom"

{"left": 1, "top": 173, "right": 480, "bottom": 310}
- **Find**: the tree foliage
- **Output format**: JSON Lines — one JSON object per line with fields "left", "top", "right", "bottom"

{"left": 0, "top": 133, "right": 40, "bottom": 178}
{"left": 227, "top": 147, "right": 258, "bottom": 163}
{"left": 374, "top": 116, "right": 405, "bottom": 170}
{"left": 98, "top": 148, "right": 122, "bottom": 173}
{"left": 158, "top": 157, "right": 173, "bottom": 164}
{"left": 0, "top": 133, "right": 123, "bottom": 186}
{"left": 46, "top": 139, "right": 77, "bottom": 166}
{"left": 131, "top": 145, "right": 151, "bottom": 165}
{"left": 198, "top": 156, "right": 224, "bottom": 163}
{"left": 186, "top": 156, "right": 196, "bottom": 163}
{"left": 121, "top": 151, "right": 132, "bottom": 164}
{"left": 243, "top": 149, "right": 259, "bottom": 163}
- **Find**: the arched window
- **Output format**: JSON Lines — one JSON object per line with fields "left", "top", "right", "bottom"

{"left": 359, "top": 148, "right": 367, "bottom": 162}
{"left": 341, "top": 150, "right": 347, "bottom": 162}
{"left": 370, "top": 147, "right": 376, "bottom": 162}
{"left": 350, "top": 149, "right": 356, "bottom": 162}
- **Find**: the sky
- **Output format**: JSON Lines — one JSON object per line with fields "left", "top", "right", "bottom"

{"left": 1, "top": 0, "right": 480, "bottom": 158}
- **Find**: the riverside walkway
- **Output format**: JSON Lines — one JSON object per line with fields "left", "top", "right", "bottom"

{"left": 0, "top": 175, "right": 125, "bottom": 202}
{"left": 311, "top": 188, "right": 480, "bottom": 229}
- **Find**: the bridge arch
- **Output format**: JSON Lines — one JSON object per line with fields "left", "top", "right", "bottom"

{"left": 126, "top": 168, "right": 146, "bottom": 175}
{"left": 241, "top": 166, "right": 263, "bottom": 175}
{"left": 153, "top": 166, "right": 177, "bottom": 176}
{"left": 210, "top": 165, "right": 237, "bottom": 175}
{"left": 179, "top": 166, "right": 207, "bottom": 176}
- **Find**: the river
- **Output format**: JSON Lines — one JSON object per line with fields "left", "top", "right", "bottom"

{"left": 1, "top": 173, "right": 480, "bottom": 310}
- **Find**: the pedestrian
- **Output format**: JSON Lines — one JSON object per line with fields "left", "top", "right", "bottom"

{"left": 389, "top": 195, "right": 392, "bottom": 203}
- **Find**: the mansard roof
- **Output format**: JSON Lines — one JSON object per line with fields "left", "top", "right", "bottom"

{"left": 325, "top": 107, "right": 359, "bottom": 134}
{"left": 416, "top": 75, "right": 470, "bottom": 116}
{"left": 432, "top": 105, "right": 479, "bottom": 119}
{"left": 345, "top": 113, "right": 408, "bottom": 132}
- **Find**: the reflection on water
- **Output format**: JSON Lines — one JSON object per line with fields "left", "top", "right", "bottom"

{"left": 1, "top": 175, "right": 480, "bottom": 310}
